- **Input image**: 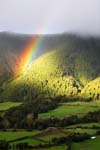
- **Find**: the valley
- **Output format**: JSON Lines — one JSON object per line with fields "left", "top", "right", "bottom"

{"left": 0, "top": 32, "right": 100, "bottom": 149}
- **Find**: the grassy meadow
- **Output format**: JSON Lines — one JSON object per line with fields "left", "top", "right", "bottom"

{"left": 39, "top": 101, "right": 100, "bottom": 118}
{"left": 72, "top": 136, "right": 100, "bottom": 150}
{"left": 0, "top": 102, "right": 22, "bottom": 111}
{"left": 0, "top": 101, "right": 99, "bottom": 149}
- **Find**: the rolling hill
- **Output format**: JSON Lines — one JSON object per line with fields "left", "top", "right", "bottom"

{"left": 0, "top": 33, "right": 100, "bottom": 101}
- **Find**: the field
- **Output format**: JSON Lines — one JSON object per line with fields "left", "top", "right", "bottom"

{"left": 0, "top": 102, "right": 22, "bottom": 111}
{"left": 0, "top": 127, "right": 99, "bottom": 149}
{"left": 66, "top": 122, "right": 100, "bottom": 129}
{"left": 0, "top": 101, "right": 99, "bottom": 149}
{"left": 39, "top": 101, "right": 100, "bottom": 118}
{"left": 0, "top": 129, "right": 67, "bottom": 148}
{"left": 38, "top": 145, "right": 67, "bottom": 150}
{"left": 72, "top": 136, "right": 100, "bottom": 150}
{"left": 0, "top": 131, "right": 40, "bottom": 141}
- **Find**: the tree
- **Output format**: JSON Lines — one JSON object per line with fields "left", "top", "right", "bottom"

{"left": 0, "top": 140, "right": 10, "bottom": 150}
{"left": 26, "top": 113, "right": 34, "bottom": 129}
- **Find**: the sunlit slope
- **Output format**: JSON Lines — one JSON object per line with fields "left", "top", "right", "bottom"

{"left": 1, "top": 47, "right": 100, "bottom": 101}
{"left": 81, "top": 77, "right": 100, "bottom": 100}
{"left": 28, "top": 48, "right": 100, "bottom": 84}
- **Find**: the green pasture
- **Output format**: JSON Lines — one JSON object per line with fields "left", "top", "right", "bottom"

{"left": 40, "top": 101, "right": 100, "bottom": 118}
{"left": 72, "top": 136, "right": 100, "bottom": 150}
{"left": 0, "top": 102, "right": 22, "bottom": 111}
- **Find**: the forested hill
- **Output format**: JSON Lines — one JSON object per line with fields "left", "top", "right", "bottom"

{"left": 0, "top": 32, "right": 100, "bottom": 101}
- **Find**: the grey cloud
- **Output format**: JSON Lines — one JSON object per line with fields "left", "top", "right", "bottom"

{"left": 0, "top": 0, "right": 100, "bottom": 35}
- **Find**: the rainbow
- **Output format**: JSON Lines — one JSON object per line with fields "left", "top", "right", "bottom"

{"left": 14, "top": 35, "right": 43, "bottom": 76}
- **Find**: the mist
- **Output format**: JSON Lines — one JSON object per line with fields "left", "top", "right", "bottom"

{"left": 0, "top": 0, "right": 100, "bottom": 36}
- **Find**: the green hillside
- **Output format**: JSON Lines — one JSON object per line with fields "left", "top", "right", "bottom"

{"left": 81, "top": 77, "right": 100, "bottom": 100}
{"left": 1, "top": 44, "right": 100, "bottom": 101}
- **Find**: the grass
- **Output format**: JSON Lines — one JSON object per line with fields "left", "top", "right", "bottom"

{"left": 38, "top": 145, "right": 67, "bottom": 150}
{"left": 39, "top": 101, "right": 100, "bottom": 119}
{"left": 0, "top": 102, "right": 22, "bottom": 111}
{"left": 12, "top": 138, "right": 44, "bottom": 146}
{"left": 0, "top": 131, "right": 40, "bottom": 141}
{"left": 32, "top": 145, "right": 67, "bottom": 150}
{"left": 40, "top": 133, "right": 66, "bottom": 142}
{"left": 0, "top": 101, "right": 99, "bottom": 148}
{"left": 65, "top": 128, "right": 97, "bottom": 135}
{"left": 0, "top": 131, "right": 66, "bottom": 147}
{"left": 65, "top": 101, "right": 100, "bottom": 106}
{"left": 66, "top": 122, "right": 100, "bottom": 129}
{"left": 72, "top": 136, "right": 100, "bottom": 150}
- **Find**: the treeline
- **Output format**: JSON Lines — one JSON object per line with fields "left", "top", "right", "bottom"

{"left": 0, "top": 98, "right": 58, "bottom": 129}
{"left": 0, "top": 132, "right": 95, "bottom": 150}
{"left": 0, "top": 102, "right": 100, "bottom": 130}
{"left": 34, "top": 110, "right": 100, "bottom": 130}
{"left": 0, "top": 140, "right": 31, "bottom": 150}
{"left": 1, "top": 131, "right": 100, "bottom": 150}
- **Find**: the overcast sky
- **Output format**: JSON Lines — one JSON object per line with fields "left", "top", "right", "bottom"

{"left": 0, "top": 0, "right": 100, "bottom": 35}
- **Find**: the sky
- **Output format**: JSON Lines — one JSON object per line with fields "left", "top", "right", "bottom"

{"left": 0, "top": 0, "right": 100, "bottom": 35}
